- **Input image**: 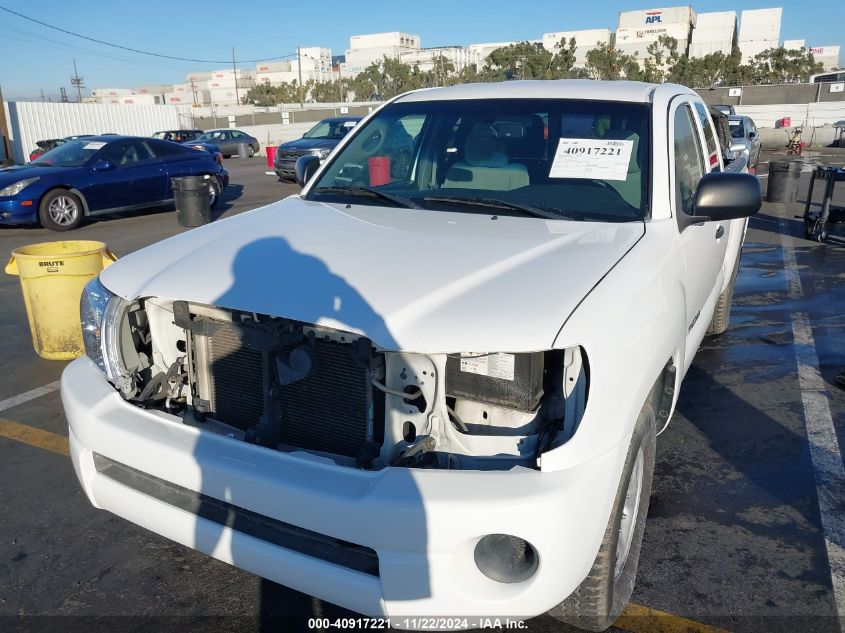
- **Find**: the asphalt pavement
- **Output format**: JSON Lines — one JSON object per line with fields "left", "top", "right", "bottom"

{"left": 0, "top": 153, "right": 843, "bottom": 633}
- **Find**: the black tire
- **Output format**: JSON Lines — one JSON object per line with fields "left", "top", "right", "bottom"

{"left": 39, "top": 189, "right": 84, "bottom": 231}
{"left": 706, "top": 253, "right": 740, "bottom": 336}
{"left": 207, "top": 178, "right": 221, "bottom": 209}
{"left": 549, "top": 404, "right": 656, "bottom": 632}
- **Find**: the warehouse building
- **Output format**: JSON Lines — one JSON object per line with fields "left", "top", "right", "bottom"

{"left": 738, "top": 7, "right": 781, "bottom": 61}
{"left": 615, "top": 6, "right": 696, "bottom": 61}
{"left": 689, "top": 11, "right": 736, "bottom": 57}
{"left": 468, "top": 41, "right": 519, "bottom": 63}
{"left": 541, "top": 29, "right": 612, "bottom": 67}
{"left": 342, "top": 32, "right": 420, "bottom": 77}
{"left": 399, "top": 46, "right": 479, "bottom": 74}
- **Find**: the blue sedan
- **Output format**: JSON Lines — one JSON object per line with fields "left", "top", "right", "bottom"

{"left": 0, "top": 135, "right": 229, "bottom": 231}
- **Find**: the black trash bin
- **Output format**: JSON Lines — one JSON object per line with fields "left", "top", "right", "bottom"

{"left": 767, "top": 160, "right": 803, "bottom": 203}
{"left": 172, "top": 176, "right": 211, "bottom": 227}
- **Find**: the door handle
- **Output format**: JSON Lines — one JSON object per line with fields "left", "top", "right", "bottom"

{"left": 715, "top": 225, "right": 724, "bottom": 239}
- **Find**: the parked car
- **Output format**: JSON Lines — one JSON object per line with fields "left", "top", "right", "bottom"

{"left": 152, "top": 130, "right": 203, "bottom": 143}
{"left": 727, "top": 115, "right": 762, "bottom": 169}
{"left": 184, "top": 141, "right": 224, "bottom": 165}
{"left": 194, "top": 129, "right": 259, "bottom": 158}
{"left": 712, "top": 104, "right": 736, "bottom": 115}
{"left": 28, "top": 135, "right": 95, "bottom": 162}
{"left": 0, "top": 136, "right": 228, "bottom": 231}
{"left": 273, "top": 116, "right": 361, "bottom": 180}
{"left": 61, "top": 80, "right": 759, "bottom": 630}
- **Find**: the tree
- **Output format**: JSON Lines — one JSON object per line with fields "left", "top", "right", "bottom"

{"left": 585, "top": 42, "right": 638, "bottom": 80}
{"left": 483, "top": 40, "right": 578, "bottom": 80}
{"left": 748, "top": 47, "right": 823, "bottom": 83}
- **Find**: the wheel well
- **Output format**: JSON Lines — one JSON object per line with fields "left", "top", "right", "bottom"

{"left": 647, "top": 356, "right": 678, "bottom": 435}
{"left": 39, "top": 186, "right": 90, "bottom": 216}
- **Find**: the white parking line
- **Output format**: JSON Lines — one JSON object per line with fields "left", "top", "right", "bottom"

{"left": 780, "top": 223, "right": 845, "bottom": 626}
{"left": 0, "top": 381, "right": 61, "bottom": 414}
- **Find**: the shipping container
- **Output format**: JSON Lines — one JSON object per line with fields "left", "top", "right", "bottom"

{"left": 689, "top": 41, "right": 733, "bottom": 57}
{"left": 615, "top": 22, "right": 692, "bottom": 45}
{"left": 618, "top": 6, "right": 695, "bottom": 30}
{"left": 255, "top": 71, "right": 299, "bottom": 85}
{"left": 738, "top": 8, "right": 781, "bottom": 42}
{"left": 136, "top": 84, "right": 172, "bottom": 95}
{"left": 738, "top": 39, "right": 779, "bottom": 61}
{"left": 119, "top": 94, "right": 157, "bottom": 106}
{"left": 186, "top": 71, "right": 212, "bottom": 82}
{"left": 163, "top": 92, "right": 190, "bottom": 105}
{"left": 255, "top": 60, "right": 292, "bottom": 73}
{"left": 209, "top": 88, "right": 240, "bottom": 105}
{"left": 90, "top": 87, "right": 133, "bottom": 97}
{"left": 810, "top": 46, "right": 841, "bottom": 71}
{"left": 542, "top": 28, "right": 611, "bottom": 52}
{"left": 783, "top": 39, "right": 805, "bottom": 50}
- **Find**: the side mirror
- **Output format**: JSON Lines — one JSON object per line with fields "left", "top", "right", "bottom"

{"left": 748, "top": 131, "right": 757, "bottom": 140}
{"left": 295, "top": 154, "right": 321, "bottom": 187}
{"left": 92, "top": 159, "right": 115, "bottom": 172}
{"left": 693, "top": 172, "right": 761, "bottom": 221}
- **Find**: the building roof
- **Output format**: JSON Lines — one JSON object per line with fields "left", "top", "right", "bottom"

{"left": 396, "top": 80, "right": 666, "bottom": 103}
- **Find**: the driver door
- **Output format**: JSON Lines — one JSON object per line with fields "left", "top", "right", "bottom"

{"left": 671, "top": 99, "right": 728, "bottom": 360}
{"left": 86, "top": 140, "right": 166, "bottom": 211}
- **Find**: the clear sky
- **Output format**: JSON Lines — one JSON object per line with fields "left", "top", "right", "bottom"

{"left": 1, "top": 0, "right": 843, "bottom": 100}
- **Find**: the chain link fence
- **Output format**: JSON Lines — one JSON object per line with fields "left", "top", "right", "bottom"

{"left": 696, "top": 82, "right": 845, "bottom": 106}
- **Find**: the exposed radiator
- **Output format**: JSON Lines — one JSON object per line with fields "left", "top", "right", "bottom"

{"left": 195, "top": 311, "right": 373, "bottom": 459}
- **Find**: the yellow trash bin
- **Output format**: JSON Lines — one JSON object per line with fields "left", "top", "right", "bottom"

{"left": 5, "top": 241, "right": 117, "bottom": 360}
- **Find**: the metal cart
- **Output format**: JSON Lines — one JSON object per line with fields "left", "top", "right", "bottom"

{"left": 800, "top": 165, "right": 845, "bottom": 242}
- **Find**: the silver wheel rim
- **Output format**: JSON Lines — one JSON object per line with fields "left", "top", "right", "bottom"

{"left": 208, "top": 182, "right": 218, "bottom": 207}
{"left": 48, "top": 195, "right": 79, "bottom": 226}
{"left": 615, "top": 446, "right": 644, "bottom": 580}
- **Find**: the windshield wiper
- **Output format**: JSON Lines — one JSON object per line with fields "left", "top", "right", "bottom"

{"left": 312, "top": 186, "right": 421, "bottom": 209}
{"left": 422, "top": 195, "right": 570, "bottom": 220}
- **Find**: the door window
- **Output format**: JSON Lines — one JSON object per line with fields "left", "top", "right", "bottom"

{"left": 231, "top": 131, "right": 245, "bottom": 138}
{"left": 100, "top": 141, "right": 155, "bottom": 166}
{"left": 693, "top": 102, "right": 720, "bottom": 172}
{"left": 673, "top": 105, "right": 705, "bottom": 217}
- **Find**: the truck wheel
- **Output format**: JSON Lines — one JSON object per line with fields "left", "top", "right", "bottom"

{"left": 39, "top": 189, "right": 84, "bottom": 231}
{"left": 706, "top": 255, "right": 740, "bottom": 336}
{"left": 549, "top": 404, "right": 656, "bottom": 632}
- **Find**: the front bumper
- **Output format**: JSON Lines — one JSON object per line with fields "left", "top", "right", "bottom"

{"left": 0, "top": 198, "right": 38, "bottom": 225}
{"left": 62, "top": 356, "right": 625, "bottom": 622}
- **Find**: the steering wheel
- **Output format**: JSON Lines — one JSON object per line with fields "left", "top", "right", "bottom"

{"left": 360, "top": 119, "right": 391, "bottom": 155}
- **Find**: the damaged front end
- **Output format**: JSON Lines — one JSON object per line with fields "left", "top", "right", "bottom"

{"left": 83, "top": 284, "right": 588, "bottom": 471}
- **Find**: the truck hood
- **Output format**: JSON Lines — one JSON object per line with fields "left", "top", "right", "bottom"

{"left": 278, "top": 138, "right": 338, "bottom": 151}
{"left": 101, "top": 197, "right": 644, "bottom": 352}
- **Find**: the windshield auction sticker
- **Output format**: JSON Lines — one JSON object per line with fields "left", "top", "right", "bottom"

{"left": 549, "top": 138, "right": 634, "bottom": 181}
{"left": 83, "top": 142, "right": 107, "bottom": 150}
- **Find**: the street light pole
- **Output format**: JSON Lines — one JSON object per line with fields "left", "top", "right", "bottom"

{"left": 232, "top": 47, "right": 240, "bottom": 106}
{"left": 297, "top": 47, "right": 304, "bottom": 109}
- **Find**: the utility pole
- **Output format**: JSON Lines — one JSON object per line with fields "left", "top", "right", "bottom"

{"left": 71, "top": 59, "right": 84, "bottom": 102}
{"left": 337, "top": 64, "right": 343, "bottom": 103}
{"left": 40, "top": 88, "right": 46, "bottom": 102}
{"left": 0, "top": 84, "right": 13, "bottom": 163}
{"left": 231, "top": 47, "right": 240, "bottom": 105}
{"left": 60, "top": 87, "right": 68, "bottom": 103}
{"left": 297, "top": 47, "right": 304, "bottom": 109}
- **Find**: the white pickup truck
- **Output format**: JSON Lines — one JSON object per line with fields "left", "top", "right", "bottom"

{"left": 61, "top": 80, "right": 760, "bottom": 631}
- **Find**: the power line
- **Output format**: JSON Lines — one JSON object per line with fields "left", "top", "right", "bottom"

{"left": 0, "top": 5, "right": 296, "bottom": 64}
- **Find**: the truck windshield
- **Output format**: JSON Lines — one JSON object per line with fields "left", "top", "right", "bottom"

{"left": 307, "top": 98, "right": 650, "bottom": 221}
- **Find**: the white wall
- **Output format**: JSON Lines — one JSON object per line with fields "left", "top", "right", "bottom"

{"left": 735, "top": 102, "right": 845, "bottom": 128}
{"left": 4, "top": 101, "right": 191, "bottom": 163}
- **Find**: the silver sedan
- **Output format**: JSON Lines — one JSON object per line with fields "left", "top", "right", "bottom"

{"left": 727, "top": 115, "right": 762, "bottom": 169}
